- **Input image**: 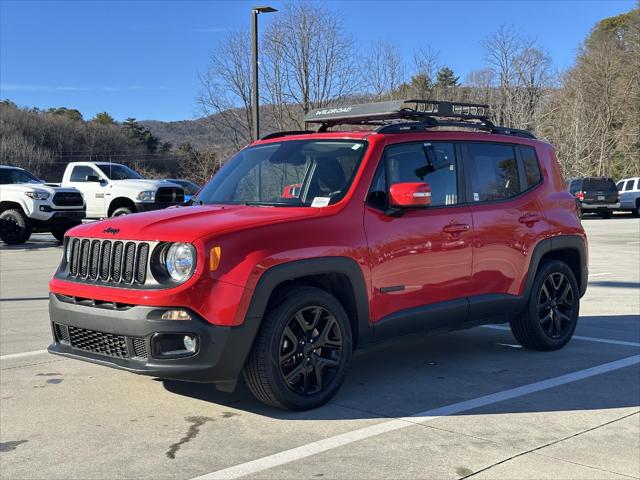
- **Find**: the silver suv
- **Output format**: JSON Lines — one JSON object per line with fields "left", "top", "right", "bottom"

{"left": 616, "top": 177, "right": 640, "bottom": 217}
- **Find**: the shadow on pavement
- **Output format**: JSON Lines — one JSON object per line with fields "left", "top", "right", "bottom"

{"left": 163, "top": 314, "right": 640, "bottom": 420}
{"left": 588, "top": 281, "right": 640, "bottom": 289}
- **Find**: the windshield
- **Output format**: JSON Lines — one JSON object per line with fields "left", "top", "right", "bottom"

{"left": 96, "top": 164, "right": 143, "bottom": 180}
{"left": 583, "top": 178, "right": 617, "bottom": 191}
{"left": 194, "top": 140, "right": 366, "bottom": 206}
{"left": 0, "top": 168, "right": 42, "bottom": 185}
{"left": 172, "top": 180, "right": 199, "bottom": 195}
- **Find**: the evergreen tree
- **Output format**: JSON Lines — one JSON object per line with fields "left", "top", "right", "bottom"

{"left": 93, "top": 112, "right": 116, "bottom": 125}
{"left": 435, "top": 66, "right": 460, "bottom": 88}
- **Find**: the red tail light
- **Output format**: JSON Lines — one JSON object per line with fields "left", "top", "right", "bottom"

{"left": 575, "top": 191, "right": 585, "bottom": 200}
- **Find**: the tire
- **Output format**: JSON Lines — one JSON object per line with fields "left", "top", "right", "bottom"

{"left": 600, "top": 211, "right": 613, "bottom": 219}
{"left": 243, "top": 286, "right": 353, "bottom": 410}
{"left": 633, "top": 203, "right": 640, "bottom": 218}
{"left": 51, "top": 222, "right": 80, "bottom": 244}
{"left": 111, "top": 206, "right": 133, "bottom": 217}
{"left": 510, "top": 260, "right": 580, "bottom": 351}
{"left": 0, "top": 208, "right": 32, "bottom": 245}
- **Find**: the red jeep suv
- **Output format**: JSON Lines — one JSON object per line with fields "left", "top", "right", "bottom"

{"left": 48, "top": 100, "right": 588, "bottom": 410}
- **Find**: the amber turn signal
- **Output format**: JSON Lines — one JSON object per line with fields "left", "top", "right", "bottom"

{"left": 209, "top": 246, "right": 222, "bottom": 271}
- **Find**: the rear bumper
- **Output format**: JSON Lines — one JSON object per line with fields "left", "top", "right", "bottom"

{"left": 580, "top": 202, "right": 619, "bottom": 211}
{"left": 47, "top": 293, "right": 257, "bottom": 384}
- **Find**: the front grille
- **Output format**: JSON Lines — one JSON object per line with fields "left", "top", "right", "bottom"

{"left": 66, "top": 238, "right": 151, "bottom": 286}
{"left": 156, "top": 187, "right": 184, "bottom": 204}
{"left": 52, "top": 191, "right": 84, "bottom": 207}
{"left": 54, "top": 323, "right": 148, "bottom": 360}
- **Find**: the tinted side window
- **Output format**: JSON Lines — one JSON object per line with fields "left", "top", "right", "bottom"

{"left": 520, "top": 146, "right": 542, "bottom": 188}
{"left": 466, "top": 143, "right": 520, "bottom": 202}
{"left": 70, "top": 166, "right": 96, "bottom": 182}
{"left": 624, "top": 180, "right": 635, "bottom": 191}
{"left": 384, "top": 142, "right": 458, "bottom": 207}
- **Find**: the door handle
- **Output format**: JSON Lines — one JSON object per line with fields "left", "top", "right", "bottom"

{"left": 442, "top": 223, "right": 470, "bottom": 234}
{"left": 519, "top": 214, "right": 543, "bottom": 225}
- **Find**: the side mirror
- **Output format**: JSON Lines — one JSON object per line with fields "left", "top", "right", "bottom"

{"left": 389, "top": 182, "right": 431, "bottom": 208}
{"left": 85, "top": 175, "right": 101, "bottom": 182}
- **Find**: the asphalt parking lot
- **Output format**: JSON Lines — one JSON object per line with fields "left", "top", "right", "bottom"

{"left": 1, "top": 217, "right": 639, "bottom": 480}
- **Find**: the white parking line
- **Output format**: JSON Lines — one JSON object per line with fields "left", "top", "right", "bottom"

{"left": 192, "top": 355, "right": 640, "bottom": 480}
{"left": 0, "top": 349, "right": 48, "bottom": 361}
{"left": 481, "top": 325, "right": 640, "bottom": 347}
{"left": 588, "top": 272, "right": 612, "bottom": 277}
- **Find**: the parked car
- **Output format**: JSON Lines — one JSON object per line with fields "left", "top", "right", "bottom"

{"left": 60, "top": 162, "right": 184, "bottom": 218}
{"left": 164, "top": 179, "right": 200, "bottom": 203}
{"left": 615, "top": 177, "right": 640, "bottom": 216}
{"left": 0, "top": 165, "right": 85, "bottom": 245}
{"left": 48, "top": 100, "right": 588, "bottom": 410}
{"left": 567, "top": 177, "right": 619, "bottom": 218}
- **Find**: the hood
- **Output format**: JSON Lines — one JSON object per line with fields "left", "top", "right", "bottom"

{"left": 109, "top": 179, "right": 182, "bottom": 190}
{"left": 1, "top": 183, "right": 80, "bottom": 195}
{"left": 68, "top": 204, "right": 321, "bottom": 242}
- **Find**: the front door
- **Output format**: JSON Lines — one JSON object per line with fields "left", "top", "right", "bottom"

{"left": 364, "top": 141, "right": 473, "bottom": 332}
{"left": 67, "top": 165, "right": 107, "bottom": 217}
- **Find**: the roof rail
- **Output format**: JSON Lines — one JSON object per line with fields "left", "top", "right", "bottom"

{"left": 300, "top": 99, "right": 536, "bottom": 139}
{"left": 261, "top": 130, "right": 315, "bottom": 140}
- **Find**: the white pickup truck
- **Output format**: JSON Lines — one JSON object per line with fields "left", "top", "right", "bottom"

{"left": 60, "top": 162, "right": 185, "bottom": 218}
{"left": 0, "top": 165, "right": 86, "bottom": 245}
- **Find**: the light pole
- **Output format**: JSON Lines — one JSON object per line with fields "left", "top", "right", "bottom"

{"left": 251, "top": 5, "right": 277, "bottom": 141}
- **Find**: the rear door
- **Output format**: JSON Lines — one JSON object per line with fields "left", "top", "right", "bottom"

{"left": 364, "top": 141, "right": 473, "bottom": 331}
{"left": 463, "top": 142, "right": 547, "bottom": 301}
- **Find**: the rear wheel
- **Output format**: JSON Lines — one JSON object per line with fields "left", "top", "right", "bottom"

{"left": 243, "top": 286, "right": 352, "bottom": 410}
{"left": 510, "top": 260, "right": 579, "bottom": 351}
{"left": 0, "top": 209, "right": 32, "bottom": 245}
{"left": 633, "top": 202, "right": 640, "bottom": 218}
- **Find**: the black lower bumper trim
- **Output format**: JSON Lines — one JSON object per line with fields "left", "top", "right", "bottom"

{"left": 47, "top": 293, "right": 258, "bottom": 383}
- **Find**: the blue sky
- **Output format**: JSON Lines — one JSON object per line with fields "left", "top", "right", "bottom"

{"left": 1, "top": 0, "right": 635, "bottom": 122}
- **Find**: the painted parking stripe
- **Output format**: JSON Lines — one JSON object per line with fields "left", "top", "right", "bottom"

{"left": 481, "top": 324, "right": 640, "bottom": 347}
{"left": 191, "top": 355, "right": 640, "bottom": 480}
{"left": 0, "top": 349, "right": 48, "bottom": 361}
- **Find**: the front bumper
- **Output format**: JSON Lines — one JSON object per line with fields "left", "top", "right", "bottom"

{"left": 47, "top": 293, "right": 257, "bottom": 384}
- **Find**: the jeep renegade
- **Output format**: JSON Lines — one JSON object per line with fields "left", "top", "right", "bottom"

{"left": 48, "top": 100, "right": 588, "bottom": 410}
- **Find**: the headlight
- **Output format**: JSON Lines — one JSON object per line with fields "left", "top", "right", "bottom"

{"left": 137, "top": 191, "right": 156, "bottom": 202}
{"left": 25, "top": 190, "right": 50, "bottom": 200}
{"left": 164, "top": 243, "right": 195, "bottom": 282}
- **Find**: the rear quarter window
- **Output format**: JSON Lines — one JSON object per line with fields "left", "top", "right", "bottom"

{"left": 520, "top": 146, "right": 542, "bottom": 189}
{"left": 465, "top": 143, "right": 520, "bottom": 202}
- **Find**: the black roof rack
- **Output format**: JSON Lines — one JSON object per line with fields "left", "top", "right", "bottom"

{"left": 300, "top": 99, "right": 535, "bottom": 139}
{"left": 261, "top": 130, "right": 315, "bottom": 140}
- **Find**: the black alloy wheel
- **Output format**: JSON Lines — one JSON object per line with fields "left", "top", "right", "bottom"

{"left": 537, "top": 272, "right": 576, "bottom": 339}
{"left": 510, "top": 259, "right": 580, "bottom": 351}
{"left": 0, "top": 209, "right": 32, "bottom": 245}
{"left": 243, "top": 286, "right": 352, "bottom": 410}
{"left": 279, "top": 305, "right": 343, "bottom": 395}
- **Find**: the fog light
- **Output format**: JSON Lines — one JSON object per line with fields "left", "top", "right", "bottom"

{"left": 161, "top": 309, "right": 192, "bottom": 321}
{"left": 183, "top": 335, "right": 197, "bottom": 352}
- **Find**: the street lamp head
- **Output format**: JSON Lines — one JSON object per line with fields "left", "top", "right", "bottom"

{"left": 253, "top": 6, "right": 277, "bottom": 13}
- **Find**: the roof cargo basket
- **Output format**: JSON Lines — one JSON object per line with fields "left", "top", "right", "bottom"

{"left": 302, "top": 99, "right": 535, "bottom": 139}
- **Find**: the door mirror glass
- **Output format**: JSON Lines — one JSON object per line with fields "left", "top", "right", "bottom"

{"left": 389, "top": 182, "right": 431, "bottom": 208}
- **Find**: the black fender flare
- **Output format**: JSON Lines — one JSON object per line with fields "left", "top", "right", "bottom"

{"left": 524, "top": 235, "right": 588, "bottom": 300}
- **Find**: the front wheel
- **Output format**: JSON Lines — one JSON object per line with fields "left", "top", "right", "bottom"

{"left": 0, "top": 209, "right": 32, "bottom": 245}
{"left": 510, "top": 260, "right": 580, "bottom": 351}
{"left": 51, "top": 222, "right": 81, "bottom": 244}
{"left": 111, "top": 206, "right": 134, "bottom": 217}
{"left": 243, "top": 286, "right": 352, "bottom": 410}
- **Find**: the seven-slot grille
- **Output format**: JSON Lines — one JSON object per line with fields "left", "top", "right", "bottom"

{"left": 67, "top": 238, "right": 150, "bottom": 285}
{"left": 52, "top": 191, "right": 84, "bottom": 207}
{"left": 156, "top": 187, "right": 184, "bottom": 204}
{"left": 54, "top": 323, "right": 148, "bottom": 360}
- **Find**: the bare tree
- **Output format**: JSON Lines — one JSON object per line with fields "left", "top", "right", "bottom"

{"left": 363, "top": 40, "right": 404, "bottom": 100}
{"left": 198, "top": 30, "right": 254, "bottom": 147}
{"left": 264, "top": 1, "right": 359, "bottom": 125}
